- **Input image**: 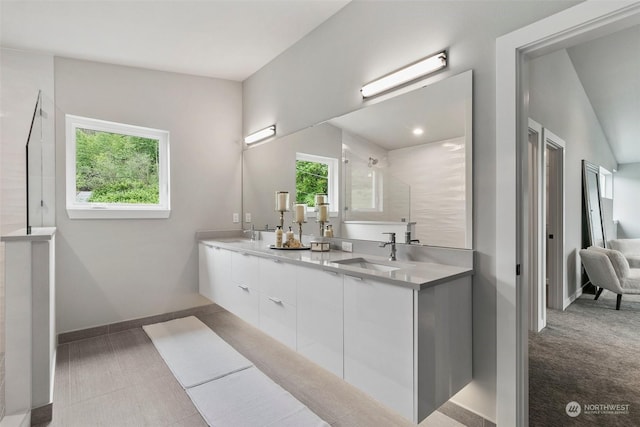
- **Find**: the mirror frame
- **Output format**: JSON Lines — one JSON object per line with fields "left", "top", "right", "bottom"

{"left": 582, "top": 160, "right": 607, "bottom": 248}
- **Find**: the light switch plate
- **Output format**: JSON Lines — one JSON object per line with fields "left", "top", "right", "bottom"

{"left": 233, "top": 213, "right": 240, "bottom": 223}
{"left": 341, "top": 241, "right": 353, "bottom": 252}
{"left": 245, "top": 213, "right": 252, "bottom": 223}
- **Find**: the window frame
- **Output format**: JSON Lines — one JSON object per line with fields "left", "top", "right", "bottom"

{"left": 65, "top": 115, "right": 171, "bottom": 219}
{"left": 295, "top": 152, "right": 339, "bottom": 216}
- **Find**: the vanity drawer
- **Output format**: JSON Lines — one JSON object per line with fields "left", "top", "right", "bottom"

{"left": 227, "top": 282, "right": 260, "bottom": 327}
{"left": 259, "top": 258, "right": 297, "bottom": 306}
{"left": 259, "top": 294, "right": 296, "bottom": 350}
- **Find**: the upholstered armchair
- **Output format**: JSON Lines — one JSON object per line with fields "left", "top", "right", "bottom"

{"left": 608, "top": 239, "right": 640, "bottom": 268}
{"left": 579, "top": 246, "right": 640, "bottom": 310}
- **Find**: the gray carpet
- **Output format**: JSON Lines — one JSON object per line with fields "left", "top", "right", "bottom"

{"left": 529, "top": 290, "right": 640, "bottom": 426}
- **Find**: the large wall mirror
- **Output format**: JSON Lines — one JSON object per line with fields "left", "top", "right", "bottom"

{"left": 243, "top": 70, "right": 473, "bottom": 249}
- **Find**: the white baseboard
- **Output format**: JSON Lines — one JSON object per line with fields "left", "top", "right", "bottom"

{"left": 563, "top": 284, "right": 586, "bottom": 309}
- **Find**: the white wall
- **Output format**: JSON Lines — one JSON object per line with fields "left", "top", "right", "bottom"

{"left": 614, "top": 163, "right": 640, "bottom": 239}
{"left": 54, "top": 58, "right": 242, "bottom": 333}
{"left": 0, "top": 48, "right": 55, "bottom": 420}
{"left": 388, "top": 137, "right": 466, "bottom": 248}
{"left": 528, "top": 49, "right": 617, "bottom": 302}
{"left": 242, "top": 1, "right": 578, "bottom": 421}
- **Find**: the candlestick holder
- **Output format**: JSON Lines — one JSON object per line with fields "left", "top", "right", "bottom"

{"left": 292, "top": 203, "right": 308, "bottom": 246}
{"left": 315, "top": 201, "right": 330, "bottom": 237}
{"left": 274, "top": 191, "right": 290, "bottom": 229}
{"left": 295, "top": 221, "right": 306, "bottom": 245}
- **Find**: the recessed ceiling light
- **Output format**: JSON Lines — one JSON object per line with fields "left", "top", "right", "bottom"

{"left": 413, "top": 128, "right": 424, "bottom": 136}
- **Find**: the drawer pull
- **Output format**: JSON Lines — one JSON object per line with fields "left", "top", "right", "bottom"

{"left": 241, "top": 252, "right": 249, "bottom": 256}
{"left": 268, "top": 296, "right": 283, "bottom": 304}
{"left": 238, "top": 284, "right": 249, "bottom": 290}
{"left": 205, "top": 244, "right": 215, "bottom": 248}
{"left": 273, "top": 259, "right": 281, "bottom": 263}
{"left": 324, "top": 270, "right": 338, "bottom": 276}
{"left": 345, "top": 274, "right": 363, "bottom": 281}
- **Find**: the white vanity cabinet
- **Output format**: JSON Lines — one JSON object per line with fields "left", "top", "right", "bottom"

{"left": 198, "top": 240, "right": 472, "bottom": 424}
{"left": 297, "top": 268, "right": 344, "bottom": 378}
{"left": 198, "top": 242, "right": 231, "bottom": 307}
{"left": 343, "top": 274, "right": 414, "bottom": 419}
{"left": 343, "top": 274, "right": 472, "bottom": 423}
{"left": 229, "top": 252, "right": 260, "bottom": 326}
{"left": 258, "top": 258, "right": 298, "bottom": 349}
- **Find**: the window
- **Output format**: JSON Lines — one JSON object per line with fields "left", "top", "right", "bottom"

{"left": 295, "top": 153, "right": 339, "bottom": 214}
{"left": 65, "top": 115, "right": 170, "bottom": 219}
{"left": 599, "top": 166, "right": 613, "bottom": 200}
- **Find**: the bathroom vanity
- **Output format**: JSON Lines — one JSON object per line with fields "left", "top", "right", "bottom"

{"left": 198, "top": 238, "right": 472, "bottom": 423}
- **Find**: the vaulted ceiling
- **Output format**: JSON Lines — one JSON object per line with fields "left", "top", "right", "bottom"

{"left": 0, "top": 1, "right": 350, "bottom": 81}
{"left": 567, "top": 24, "right": 640, "bottom": 165}
{"left": 2, "top": 1, "right": 638, "bottom": 164}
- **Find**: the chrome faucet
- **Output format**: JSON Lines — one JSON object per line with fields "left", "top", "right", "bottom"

{"left": 379, "top": 232, "right": 397, "bottom": 261}
{"left": 405, "top": 230, "right": 420, "bottom": 245}
{"left": 243, "top": 224, "right": 257, "bottom": 241}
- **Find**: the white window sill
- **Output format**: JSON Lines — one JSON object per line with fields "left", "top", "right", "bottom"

{"left": 67, "top": 206, "right": 170, "bottom": 219}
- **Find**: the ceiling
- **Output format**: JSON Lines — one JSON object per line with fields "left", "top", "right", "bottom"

{"left": 2, "top": 1, "right": 636, "bottom": 161}
{"left": 0, "top": 0, "right": 349, "bottom": 81}
{"left": 567, "top": 24, "right": 640, "bottom": 165}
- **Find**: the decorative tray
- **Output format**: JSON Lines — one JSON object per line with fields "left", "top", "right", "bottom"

{"left": 269, "top": 245, "right": 310, "bottom": 251}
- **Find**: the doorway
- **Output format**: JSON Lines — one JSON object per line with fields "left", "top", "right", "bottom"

{"left": 528, "top": 122, "right": 565, "bottom": 332}
{"left": 496, "top": 3, "right": 640, "bottom": 425}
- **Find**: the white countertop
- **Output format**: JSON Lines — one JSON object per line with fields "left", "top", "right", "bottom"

{"left": 200, "top": 238, "right": 473, "bottom": 291}
{"left": 1, "top": 227, "right": 56, "bottom": 242}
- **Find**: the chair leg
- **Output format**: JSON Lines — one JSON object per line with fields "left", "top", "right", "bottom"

{"left": 594, "top": 287, "right": 604, "bottom": 300}
{"left": 616, "top": 294, "right": 622, "bottom": 310}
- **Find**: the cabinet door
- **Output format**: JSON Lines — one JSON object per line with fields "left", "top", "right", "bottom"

{"left": 199, "top": 244, "right": 232, "bottom": 308}
{"left": 259, "top": 258, "right": 297, "bottom": 349}
{"left": 343, "top": 274, "right": 414, "bottom": 420}
{"left": 228, "top": 252, "right": 260, "bottom": 326}
{"left": 297, "top": 268, "right": 343, "bottom": 378}
{"left": 198, "top": 243, "right": 213, "bottom": 300}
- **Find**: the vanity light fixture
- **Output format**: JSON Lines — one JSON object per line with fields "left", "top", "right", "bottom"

{"left": 361, "top": 51, "right": 447, "bottom": 98}
{"left": 244, "top": 125, "right": 276, "bottom": 144}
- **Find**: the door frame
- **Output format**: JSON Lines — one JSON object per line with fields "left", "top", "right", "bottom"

{"left": 543, "top": 128, "right": 565, "bottom": 311}
{"left": 526, "top": 119, "right": 545, "bottom": 332}
{"left": 526, "top": 123, "right": 565, "bottom": 330}
{"left": 495, "top": 2, "right": 640, "bottom": 425}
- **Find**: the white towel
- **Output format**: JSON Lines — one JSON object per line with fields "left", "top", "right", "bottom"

{"left": 187, "top": 366, "right": 330, "bottom": 427}
{"left": 143, "top": 316, "right": 252, "bottom": 388}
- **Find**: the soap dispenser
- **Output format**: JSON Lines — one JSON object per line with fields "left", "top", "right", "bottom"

{"left": 275, "top": 225, "right": 283, "bottom": 248}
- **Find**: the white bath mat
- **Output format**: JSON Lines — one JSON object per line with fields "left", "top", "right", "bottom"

{"left": 187, "top": 366, "right": 329, "bottom": 427}
{"left": 142, "top": 316, "right": 252, "bottom": 388}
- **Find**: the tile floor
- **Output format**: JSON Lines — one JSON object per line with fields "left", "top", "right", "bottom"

{"left": 37, "top": 305, "right": 466, "bottom": 427}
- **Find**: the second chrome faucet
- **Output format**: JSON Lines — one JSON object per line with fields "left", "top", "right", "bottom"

{"left": 379, "top": 232, "right": 397, "bottom": 261}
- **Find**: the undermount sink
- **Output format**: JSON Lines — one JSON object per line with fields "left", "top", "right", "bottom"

{"left": 333, "top": 257, "right": 403, "bottom": 272}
